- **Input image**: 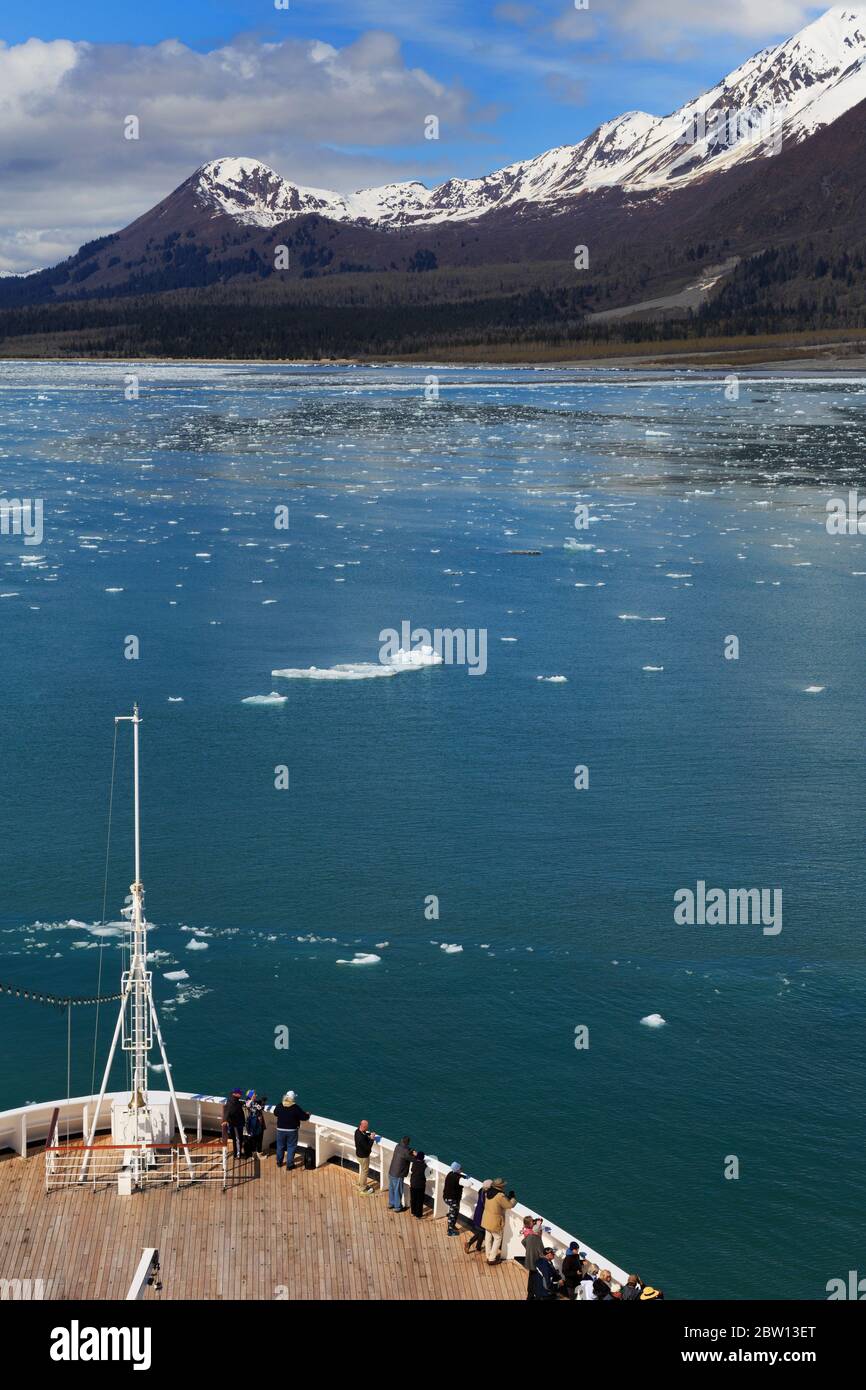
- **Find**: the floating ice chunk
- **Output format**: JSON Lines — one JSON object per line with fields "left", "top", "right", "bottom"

{"left": 803, "top": 685, "right": 825, "bottom": 694}
{"left": 537, "top": 675, "right": 567, "bottom": 682}
{"left": 618, "top": 614, "right": 666, "bottom": 622}
{"left": 440, "top": 943, "right": 463, "bottom": 954}
{"left": 273, "top": 645, "right": 442, "bottom": 680}
{"left": 167, "top": 696, "right": 184, "bottom": 703}
{"left": 186, "top": 938, "right": 209, "bottom": 951}
{"left": 642, "top": 665, "right": 664, "bottom": 672}
{"left": 104, "top": 587, "right": 124, "bottom": 593}
{"left": 336, "top": 952, "right": 381, "bottom": 966}
{"left": 164, "top": 970, "right": 189, "bottom": 982}
{"left": 242, "top": 692, "right": 287, "bottom": 705}
{"left": 640, "top": 1013, "right": 666, "bottom": 1028}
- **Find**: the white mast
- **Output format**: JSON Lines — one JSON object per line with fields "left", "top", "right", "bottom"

{"left": 81, "top": 705, "right": 190, "bottom": 1184}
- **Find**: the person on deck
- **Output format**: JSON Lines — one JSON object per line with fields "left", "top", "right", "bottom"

{"left": 443, "top": 1162, "right": 465, "bottom": 1236}
{"left": 561, "top": 1242, "right": 583, "bottom": 1300}
{"left": 409, "top": 1149, "right": 427, "bottom": 1218}
{"left": 580, "top": 1263, "right": 599, "bottom": 1300}
{"left": 354, "top": 1120, "right": 376, "bottom": 1193}
{"left": 530, "top": 1249, "right": 563, "bottom": 1301}
{"left": 593, "top": 1268, "right": 614, "bottom": 1300}
{"left": 481, "top": 1178, "right": 517, "bottom": 1265}
{"left": 620, "top": 1273, "right": 643, "bottom": 1301}
{"left": 223, "top": 1088, "right": 245, "bottom": 1160}
{"left": 465, "top": 1179, "right": 492, "bottom": 1252}
{"left": 244, "top": 1090, "right": 266, "bottom": 1157}
{"left": 522, "top": 1219, "right": 545, "bottom": 1299}
{"left": 273, "top": 1091, "right": 310, "bottom": 1170}
{"left": 388, "top": 1136, "right": 412, "bottom": 1211}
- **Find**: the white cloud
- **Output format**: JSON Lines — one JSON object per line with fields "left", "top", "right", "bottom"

{"left": 597, "top": 0, "right": 822, "bottom": 46}
{"left": 0, "top": 31, "right": 477, "bottom": 272}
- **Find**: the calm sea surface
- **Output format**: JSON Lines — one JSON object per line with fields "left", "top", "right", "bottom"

{"left": 0, "top": 361, "right": 864, "bottom": 1299}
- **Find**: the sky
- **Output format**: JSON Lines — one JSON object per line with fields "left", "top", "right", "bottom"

{"left": 0, "top": 0, "right": 830, "bottom": 272}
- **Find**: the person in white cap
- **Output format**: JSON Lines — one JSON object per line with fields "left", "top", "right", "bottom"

{"left": 272, "top": 1091, "right": 310, "bottom": 1171}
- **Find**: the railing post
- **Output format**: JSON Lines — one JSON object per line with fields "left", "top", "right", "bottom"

{"left": 196, "top": 1101, "right": 202, "bottom": 1143}
{"left": 16, "top": 1112, "right": 26, "bottom": 1157}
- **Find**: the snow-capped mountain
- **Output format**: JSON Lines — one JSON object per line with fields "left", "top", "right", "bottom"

{"left": 192, "top": 7, "right": 866, "bottom": 230}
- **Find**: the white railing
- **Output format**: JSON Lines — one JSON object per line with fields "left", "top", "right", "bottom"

{"left": 3, "top": 1091, "right": 628, "bottom": 1282}
{"left": 126, "top": 1248, "right": 160, "bottom": 1301}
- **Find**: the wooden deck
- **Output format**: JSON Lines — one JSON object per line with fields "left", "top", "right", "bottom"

{"left": 0, "top": 1144, "right": 526, "bottom": 1300}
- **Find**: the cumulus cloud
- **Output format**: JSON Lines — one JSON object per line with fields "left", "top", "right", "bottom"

{"left": 0, "top": 31, "right": 476, "bottom": 273}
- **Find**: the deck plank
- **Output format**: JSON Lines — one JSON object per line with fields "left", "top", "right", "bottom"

{"left": 0, "top": 1145, "right": 526, "bottom": 1300}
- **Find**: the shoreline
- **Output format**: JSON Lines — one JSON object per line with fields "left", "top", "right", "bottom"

{"left": 4, "top": 341, "right": 866, "bottom": 374}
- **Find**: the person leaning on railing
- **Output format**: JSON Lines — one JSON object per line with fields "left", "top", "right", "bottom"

{"left": 273, "top": 1091, "right": 310, "bottom": 1171}
{"left": 354, "top": 1120, "right": 378, "bottom": 1194}
{"left": 481, "top": 1178, "right": 517, "bottom": 1265}
{"left": 464, "top": 1179, "right": 492, "bottom": 1253}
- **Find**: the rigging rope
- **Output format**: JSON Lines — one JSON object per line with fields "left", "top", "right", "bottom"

{"left": 92, "top": 721, "right": 119, "bottom": 1092}
{"left": 0, "top": 980, "right": 124, "bottom": 1010}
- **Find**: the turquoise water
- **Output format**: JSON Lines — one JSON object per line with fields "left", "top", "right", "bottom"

{"left": 1, "top": 361, "right": 864, "bottom": 1299}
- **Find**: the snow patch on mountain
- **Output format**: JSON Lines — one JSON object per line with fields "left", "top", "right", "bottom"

{"left": 193, "top": 8, "right": 866, "bottom": 230}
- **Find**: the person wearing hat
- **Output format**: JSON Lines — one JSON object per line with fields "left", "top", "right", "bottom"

{"left": 443, "top": 1162, "right": 465, "bottom": 1236}
{"left": 522, "top": 1219, "right": 545, "bottom": 1299}
{"left": 465, "top": 1179, "right": 491, "bottom": 1253}
{"left": 222, "top": 1088, "right": 245, "bottom": 1160}
{"left": 529, "top": 1248, "right": 563, "bottom": 1301}
{"left": 561, "top": 1241, "right": 584, "bottom": 1300}
{"left": 481, "top": 1178, "right": 517, "bottom": 1265}
{"left": 272, "top": 1090, "right": 311, "bottom": 1171}
{"left": 388, "top": 1135, "right": 412, "bottom": 1211}
{"left": 640, "top": 1286, "right": 663, "bottom": 1300}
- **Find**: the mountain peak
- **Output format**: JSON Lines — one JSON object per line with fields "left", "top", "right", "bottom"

{"left": 178, "top": 6, "right": 866, "bottom": 233}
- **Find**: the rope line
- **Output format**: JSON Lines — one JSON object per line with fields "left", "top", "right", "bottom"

{"left": 92, "top": 721, "right": 119, "bottom": 1093}
{"left": 0, "top": 980, "right": 124, "bottom": 1010}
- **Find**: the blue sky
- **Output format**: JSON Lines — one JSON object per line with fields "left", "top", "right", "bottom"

{"left": 0, "top": 0, "right": 827, "bottom": 271}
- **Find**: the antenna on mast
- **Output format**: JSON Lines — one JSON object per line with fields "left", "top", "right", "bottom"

{"left": 80, "top": 706, "right": 191, "bottom": 1186}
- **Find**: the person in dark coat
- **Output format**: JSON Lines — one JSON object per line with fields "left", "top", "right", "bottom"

{"left": 354, "top": 1120, "right": 376, "bottom": 1194}
{"left": 388, "top": 1136, "right": 412, "bottom": 1211}
{"left": 443, "top": 1162, "right": 465, "bottom": 1236}
{"left": 620, "top": 1273, "right": 643, "bottom": 1301}
{"left": 272, "top": 1091, "right": 310, "bottom": 1170}
{"left": 409, "top": 1150, "right": 427, "bottom": 1218}
{"left": 522, "top": 1219, "right": 545, "bottom": 1299}
{"left": 244, "top": 1090, "right": 266, "bottom": 1157}
{"left": 561, "top": 1242, "right": 583, "bottom": 1300}
{"left": 222, "top": 1089, "right": 245, "bottom": 1159}
{"left": 530, "top": 1250, "right": 562, "bottom": 1301}
{"left": 465, "top": 1179, "right": 491, "bottom": 1252}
